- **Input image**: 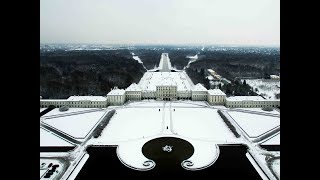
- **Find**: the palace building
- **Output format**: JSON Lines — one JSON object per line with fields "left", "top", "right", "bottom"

{"left": 40, "top": 53, "right": 279, "bottom": 108}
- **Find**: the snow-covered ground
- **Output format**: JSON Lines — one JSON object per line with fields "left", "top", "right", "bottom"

{"left": 125, "top": 100, "right": 164, "bottom": 108}
{"left": 184, "top": 54, "right": 199, "bottom": 69}
{"left": 210, "top": 105, "right": 228, "bottom": 110}
{"left": 117, "top": 137, "right": 155, "bottom": 171}
{"left": 98, "top": 108, "right": 163, "bottom": 143}
{"left": 172, "top": 108, "right": 237, "bottom": 142}
{"left": 271, "top": 158, "right": 280, "bottom": 178}
{"left": 131, "top": 52, "right": 147, "bottom": 70}
{"left": 234, "top": 108, "right": 280, "bottom": 115}
{"left": 243, "top": 79, "right": 280, "bottom": 100}
{"left": 97, "top": 104, "right": 238, "bottom": 144}
{"left": 65, "top": 153, "right": 90, "bottom": 180}
{"left": 126, "top": 100, "right": 208, "bottom": 108}
{"left": 182, "top": 139, "right": 219, "bottom": 170}
{"left": 40, "top": 108, "right": 46, "bottom": 112}
{"left": 40, "top": 158, "right": 66, "bottom": 179}
{"left": 249, "top": 151, "right": 280, "bottom": 180}
{"left": 115, "top": 134, "right": 220, "bottom": 171}
{"left": 40, "top": 128, "right": 74, "bottom": 147}
{"left": 208, "top": 78, "right": 216, "bottom": 86}
{"left": 42, "top": 111, "right": 107, "bottom": 139}
{"left": 261, "top": 133, "right": 280, "bottom": 145}
{"left": 41, "top": 100, "right": 280, "bottom": 176}
{"left": 171, "top": 101, "right": 208, "bottom": 108}
{"left": 93, "top": 103, "right": 238, "bottom": 170}
{"left": 42, "top": 108, "right": 102, "bottom": 117}
{"left": 227, "top": 111, "right": 280, "bottom": 138}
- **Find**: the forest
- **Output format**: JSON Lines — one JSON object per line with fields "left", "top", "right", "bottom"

{"left": 40, "top": 46, "right": 279, "bottom": 98}
{"left": 40, "top": 50, "right": 146, "bottom": 98}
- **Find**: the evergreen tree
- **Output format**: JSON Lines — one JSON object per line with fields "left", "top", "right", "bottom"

{"left": 200, "top": 68, "right": 205, "bottom": 76}
{"left": 234, "top": 79, "right": 240, "bottom": 85}
{"left": 243, "top": 79, "right": 247, "bottom": 86}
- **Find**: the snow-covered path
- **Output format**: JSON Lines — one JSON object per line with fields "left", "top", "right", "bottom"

{"left": 131, "top": 52, "right": 148, "bottom": 71}
{"left": 184, "top": 54, "right": 199, "bottom": 70}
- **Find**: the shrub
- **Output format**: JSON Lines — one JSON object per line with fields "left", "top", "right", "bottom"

{"left": 262, "top": 107, "right": 273, "bottom": 111}
{"left": 59, "top": 106, "right": 69, "bottom": 112}
{"left": 218, "top": 110, "right": 240, "bottom": 138}
{"left": 93, "top": 110, "right": 116, "bottom": 138}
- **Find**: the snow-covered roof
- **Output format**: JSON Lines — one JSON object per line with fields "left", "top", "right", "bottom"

{"left": 213, "top": 74, "right": 221, "bottom": 79}
{"left": 126, "top": 83, "right": 141, "bottom": 91}
{"left": 226, "top": 96, "right": 265, "bottom": 101}
{"left": 138, "top": 72, "right": 193, "bottom": 92}
{"left": 107, "top": 88, "right": 126, "bottom": 96}
{"left": 208, "top": 89, "right": 226, "bottom": 96}
{"left": 207, "top": 75, "right": 214, "bottom": 81}
{"left": 207, "top": 69, "right": 215, "bottom": 74}
{"left": 192, "top": 83, "right": 207, "bottom": 91}
{"left": 67, "top": 96, "right": 107, "bottom": 101}
{"left": 270, "top": 75, "right": 280, "bottom": 79}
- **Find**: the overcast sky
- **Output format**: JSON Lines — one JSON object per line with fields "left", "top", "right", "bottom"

{"left": 40, "top": 0, "right": 280, "bottom": 46}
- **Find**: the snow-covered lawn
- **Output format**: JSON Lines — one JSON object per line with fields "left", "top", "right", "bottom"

{"left": 243, "top": 79, "right": 280, "bottom": 100}
{"left": 42, "top": 108, "right": 102, "bottom": 117}
{"left": 227, "top": 111, "right": 280, "bottom": 138}
{"left": 116, "top": 135, "right": 220, "bottom": 171}
{"left": 235, "top": 108, "right": 280, "bottom": 115}
{"left": 40, "top": 169, "right": 47, "bottom": 178}
{"left": 211, "top": 105, "right": 228, "bottom": 110}
{"left": 126, "top": 101, "right": 209, "bottom": 108}
{"left": 125, "top": 101, "right": 164, "bottom": 108}
{"left": 171, "top": 101, "right": 208, "bottom": 108}
{"left": 98, "top": 108, "right": 163, "bottom": 143}
{"left": 271, "top": 158, "right": 280, "bottom": 178}
{"left": 117, "top": 137, "right": 155, "bottom": 171}
{"left": 40, "top": 128, "right": 74, "bottom": 147}
{"left": 172, "top": 108, "right": 237, "bottom": 142}
{"left": 42, "top": 111, "right": 107, "bottom": 139}
{"left": 261, "top": 133, "right": 280, "bottom": 145}
{"left": 182, "top": 139, "right": 219, "bottom": 170}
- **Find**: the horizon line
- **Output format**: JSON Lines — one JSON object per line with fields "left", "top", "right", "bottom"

{"left": 40, "top": 42, "right": 280, "bottom": 47}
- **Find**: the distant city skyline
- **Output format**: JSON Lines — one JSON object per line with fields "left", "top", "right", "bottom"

{"left": 40, "top": 0, "right": 280, "bottom": 46}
